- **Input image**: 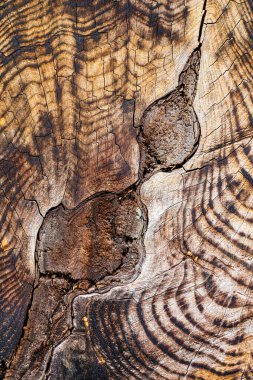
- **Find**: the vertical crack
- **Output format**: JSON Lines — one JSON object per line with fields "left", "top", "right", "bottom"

{"left": 198, "top": 0, "right": 208, "bottom": 43}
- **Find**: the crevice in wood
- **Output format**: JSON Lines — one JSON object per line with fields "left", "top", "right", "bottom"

{"left": 198, "top": 0, "right": 208, "bottom": 42}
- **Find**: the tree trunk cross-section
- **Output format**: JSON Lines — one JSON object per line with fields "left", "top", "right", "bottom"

{"left": 0, "top": 0, "right": 252, "bottom": 379}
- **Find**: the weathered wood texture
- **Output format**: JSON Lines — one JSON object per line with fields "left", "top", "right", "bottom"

{"left": 0, "top": 0, "right": 252, "bottom": 379}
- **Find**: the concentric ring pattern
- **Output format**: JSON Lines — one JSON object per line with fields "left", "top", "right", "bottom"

{"left": 71, "top": 0, "right": 253, "bottom": 378}
{"left": 0, "top": 0, "right": 252, "bottom": 379}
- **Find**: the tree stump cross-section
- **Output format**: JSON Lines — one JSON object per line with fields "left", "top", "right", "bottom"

{"left": 0, "top": 0, "right": 253, "bottom": 379}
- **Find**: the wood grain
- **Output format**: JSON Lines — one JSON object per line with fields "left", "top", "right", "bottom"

{"left": 69, "top": 1, "right": 253, "bottom": 379}
{"left": 0, "top": 0, "right": 252, "bottom": 379}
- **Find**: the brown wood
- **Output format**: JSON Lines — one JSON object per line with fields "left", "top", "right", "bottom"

{"left": 0, "top": 0, "right": 252, "bottom": 379}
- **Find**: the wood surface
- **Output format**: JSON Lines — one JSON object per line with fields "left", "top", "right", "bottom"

{"left": 0, "top": 0, "right": 252, "bottom": 379}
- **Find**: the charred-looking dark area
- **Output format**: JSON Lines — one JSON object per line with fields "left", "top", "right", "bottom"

{"left": 37, "top": 193, "right": 144, "bottom": 284}
{"left": 139, "top": 49, "right": 201, "bottom": 174}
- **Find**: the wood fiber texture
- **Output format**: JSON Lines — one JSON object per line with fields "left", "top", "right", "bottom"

{"left": 0, "top": 0, "right": 252, "bottom": 379}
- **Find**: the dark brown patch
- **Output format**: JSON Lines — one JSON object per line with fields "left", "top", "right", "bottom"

{"left": 139, "top": 50, "right": 201, "bottom": 173}
{"left": 37, "top": 193, "right": 143, "bottom": 283}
